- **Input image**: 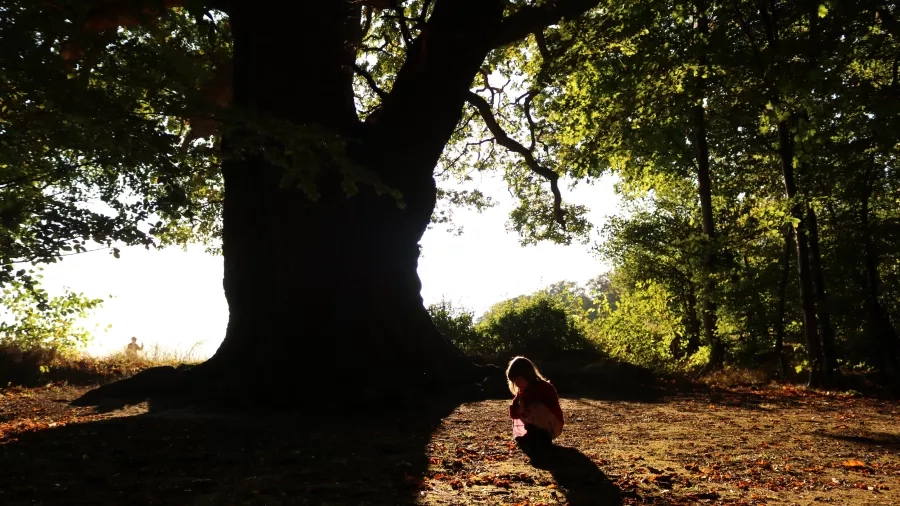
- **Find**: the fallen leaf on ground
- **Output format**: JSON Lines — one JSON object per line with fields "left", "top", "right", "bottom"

{"left": 842, "top": 459, "right": 867, "bottom": 469}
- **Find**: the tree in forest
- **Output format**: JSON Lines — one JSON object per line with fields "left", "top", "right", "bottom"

{"left": 528, "top": 0, "right": 900, "bottom": 381}
{"left": 1, "top": 0, "right": 606, "bottom": 407}
{"left": 529, "top": 0, "right": 740, "bottom": 366}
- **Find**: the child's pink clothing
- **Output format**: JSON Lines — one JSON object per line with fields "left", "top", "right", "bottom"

{"left": 512, "top": 418, "right": 528, "bottom": 437}
{"left": 509, "top": 380, "right": 564, "bottom": 439}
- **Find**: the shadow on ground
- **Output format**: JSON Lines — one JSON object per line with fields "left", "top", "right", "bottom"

{"left": 521, "top": 443, "right": 622, "bottom": 506}
{"left": 476, "top": 357, "right": 672, "bottom": 404}
{"left": 818, "top": 430, "right": 900, "bottom": 451}
{"left": 0, "top": 398, "right": 458, "bottom": 506}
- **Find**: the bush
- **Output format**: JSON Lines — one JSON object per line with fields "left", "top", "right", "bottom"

{"left": 0, "top": 278, "right": 103, "bottom": 355}
{"left": 585, "top": 279, "right": 685, "bottom": 371}
{"left": 476, "top": 293, "right": 596, "bottom": 358}
{"left": 0, "top": 343, "right": 57, "bottom": 385}
{"left": 427, "top": 299, "right": 486, "bottom": 354}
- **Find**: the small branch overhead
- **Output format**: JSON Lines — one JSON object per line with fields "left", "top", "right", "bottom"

{"left": 490, "top": 0, "right": 602, "bottom": 49}
{"left": 476, "top": 68, "right": 502, "bottom": 103}
{"left": 465, "top": 91, "right": 565, "bottom": 227}
{"left": 390, "top": 0, "right": 414, "bottom": 47}
{"left": 534, "top": 30, "right": 552, "bottom": 61}
{"left": 518, "top": 89, "right": 539, "bottom": 151}
{"left": 352, "top": 63, "right": 388, "bottom": 100}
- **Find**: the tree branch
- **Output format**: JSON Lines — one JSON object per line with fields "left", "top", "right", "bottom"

{"left": 390, "top": 0, "right": 414, "bottom": 47}
{"left": 877, "top": 5, "right": 900, "bottom": 40}
{"left": 475, "top": 68, "right": 503, "bottom": 103}
{"left": 520, "top": 90, "right": 539, "bottom": 151}
{"left": 352, "top": 63, "right": 388, "bottom": 100}
{"left": 533, "top": 30, "right": 551, "bottom": 61}
{"left": 490, "top": 0, "right": 601, "bottom": 50}
{"left": 465, "top": 91, "right": 565, "bottom": 226}
{"left": 417, "top": 0, "right": 435, "bottom": 23}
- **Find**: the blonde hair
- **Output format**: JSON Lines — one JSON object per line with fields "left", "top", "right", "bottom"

{"left": 505, "top": 356, "right": 548, "bottom": 394}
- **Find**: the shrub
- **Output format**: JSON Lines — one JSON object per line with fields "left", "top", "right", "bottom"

{"left": 0, "top": 278, "right": 103, "bottom": 355}
{"left": 476, "top": 293, "right": 596, "bottom": 358}
{"left": 427, "top": 299, "right": 487, "bottom": 354}
{"left": 0, "top": 343, "right": 57, "bottom": 385}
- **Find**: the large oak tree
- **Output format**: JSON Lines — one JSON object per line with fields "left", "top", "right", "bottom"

{"left": 1, "top": 0, "right": 601, "bottom": 407}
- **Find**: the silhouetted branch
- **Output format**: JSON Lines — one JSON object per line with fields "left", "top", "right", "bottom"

{"left": 534, "top": 30, "right": 551, "bottom": 61}
{"left": 391, "top": 0, "right": 414, "bottom": 47}
{"left": 475, "top": 68, "right": 503, "bottom": 103}
{"left": 352, "top": 63, "right": 388, "bottom": 100}
{"left": 417, "top": 0, "right": 434, "bottom": 23}
{"left": 490, "top": 0, "right": 601, "bottom": 49}
{"left": 465, "top": 91, "right": 565, "bottom": 226}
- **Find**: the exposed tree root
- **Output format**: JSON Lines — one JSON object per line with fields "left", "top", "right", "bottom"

{"left": 72, "top": 359, "right": 506, "bottom": 413}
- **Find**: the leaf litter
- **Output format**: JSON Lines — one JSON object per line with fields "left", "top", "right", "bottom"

{"left": 0, "top": 382, "right": 897, "bottom": 505}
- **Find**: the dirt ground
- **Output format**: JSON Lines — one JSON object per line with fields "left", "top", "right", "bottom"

{"left": 0, "top": 382, "right": 897, "bottom": 505}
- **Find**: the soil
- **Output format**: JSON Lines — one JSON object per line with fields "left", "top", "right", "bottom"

{"left": 0, "top": 382, "right": 897, "bottom": 505}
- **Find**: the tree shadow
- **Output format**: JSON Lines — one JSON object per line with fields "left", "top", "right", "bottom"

{"left": 0, "top": 397, "right": 459, "bottom": 506}
{"left": 817, "top": 430, "right": 900, "bottom": 451}
{"left": 521, "top": 443, "right": 622, "bottom": 506}
{"left": 562, "top": 382, "right": 670, "bottom": 404}
{"left": 476, "top": 359, "right": 671, "bottom": 404}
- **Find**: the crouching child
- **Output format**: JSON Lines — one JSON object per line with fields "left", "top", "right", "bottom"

{"left": 506, "top": 356, "right": 564, "bottom": 449}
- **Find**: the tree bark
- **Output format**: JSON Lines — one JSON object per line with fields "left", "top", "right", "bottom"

{"left": 859, "top": 163, "right": 900, "bottom": 370}
{"left": 691, "top": 5, "right": 723, "bottom": 368}
{"left": 773, "top": 224, "right": 792, "bottom": 379}
{"left": 777, "top": 119, "right": 823, "bottom": 387}
{"left": 685, "top": 285, "right": 703, "bottom": 358}
{"left": 671, "top": 281, "right": 702, "bottom": 360}
{"left": 804, "top": 204, "right": 837, "bottom": 386}
{"left": 197, "top": 0, "right": 509, "bottom": 407}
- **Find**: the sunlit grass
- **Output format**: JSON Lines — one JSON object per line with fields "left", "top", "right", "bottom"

{"left": 699, "top": 366, "right": 772, "bottom": 388}
{"left": 1, "top": 341, "right": 207, "bottom": 387}
{"left": 100, "top": 340, "right": 208, "bottom": 365}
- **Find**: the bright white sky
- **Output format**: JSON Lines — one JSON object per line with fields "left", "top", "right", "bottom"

{"left": 36, "top": 172, "right": 620, "bottom": 358}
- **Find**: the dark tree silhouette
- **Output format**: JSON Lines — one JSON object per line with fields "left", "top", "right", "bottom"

{"left": 65, "top": 0, "right": 603, "bottom": 408}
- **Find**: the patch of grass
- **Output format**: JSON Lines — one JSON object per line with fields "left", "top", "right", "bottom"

{"left": 0, "top": 341, "right": 206, "bottom": 387}
{"left": 698, "top": 366, "right": 772, "bottom": 388}
{"left": 102, "top": 340, "right": 207, "bottom": 365}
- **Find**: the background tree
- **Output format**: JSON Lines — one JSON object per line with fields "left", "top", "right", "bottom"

{"left": 515, "top": 0, "right": 900, "bottom": 380}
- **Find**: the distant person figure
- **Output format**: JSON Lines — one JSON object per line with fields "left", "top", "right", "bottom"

{"left": 125, "top": 337, "right": 143, "bottom": 359}
{"left": 506, "top": 356, "right": 564, "bottom": 450}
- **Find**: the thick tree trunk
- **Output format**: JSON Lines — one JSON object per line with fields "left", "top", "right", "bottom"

{"left": 74, "top": 0, "right": 518, "bottom": 410}
{"left": 193, "top": 1, "right": 510, "bottom": 407}
{"left": 777, "top": 119, "right": 823, "bottom": 387}
{"left": 73, "top": 0, "right": 611, "bottom": 410}
{"left": 773, "top": 224, "right": 792, "bottom": 379}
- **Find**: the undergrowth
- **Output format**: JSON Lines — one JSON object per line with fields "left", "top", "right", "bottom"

{"left": 0, "top": 341, "right": 205, "bottom": 387}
